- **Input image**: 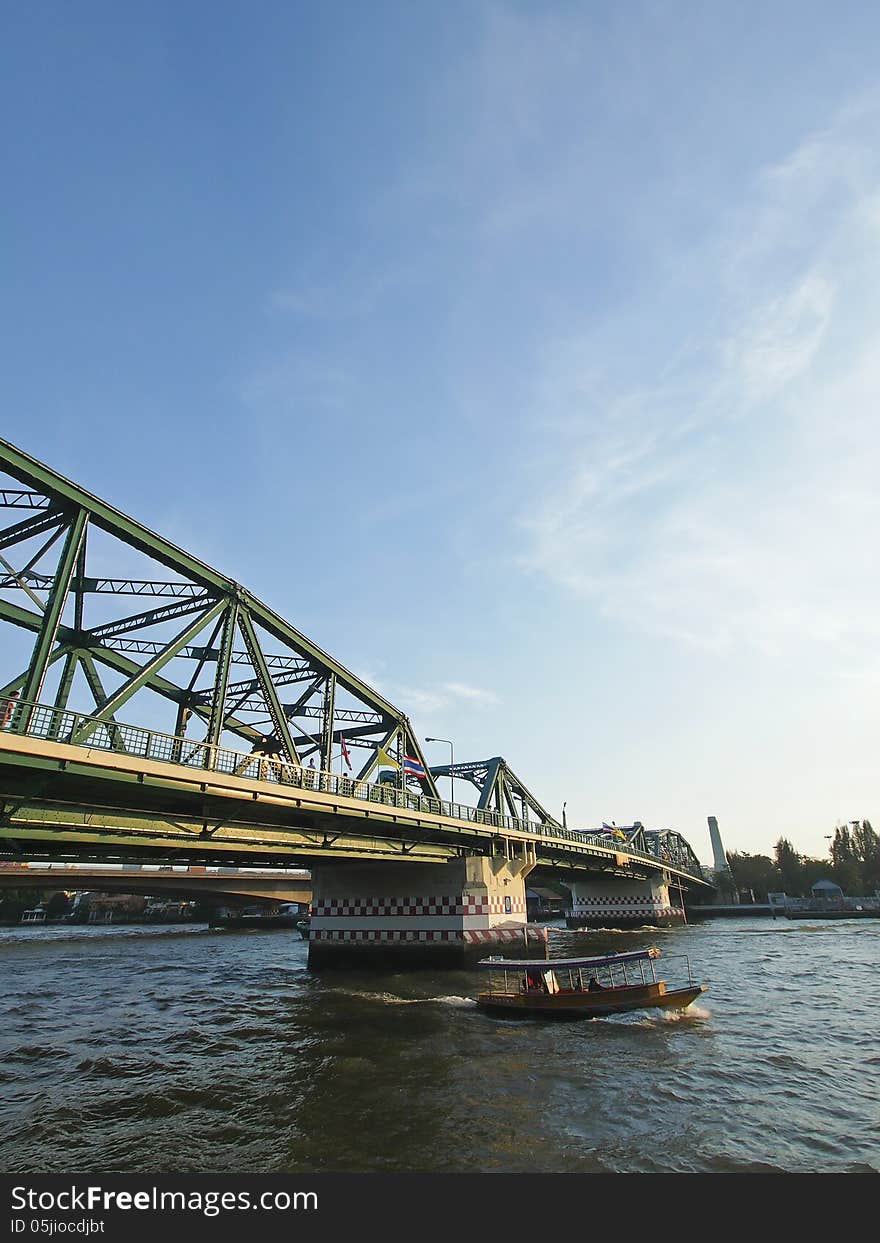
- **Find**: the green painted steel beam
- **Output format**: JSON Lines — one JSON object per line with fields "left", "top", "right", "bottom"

{"left": 0, "top": 437, "right": 405, "bottom": 723}
{"left": 0, "top": 549, "right": 47, "bottom": 610}
{"left": 87, "top": 593, "right": 214, "bottom": 641}
{"left": 78, "top": 651, "right": 114, "bottom": 711}
{"left": 77, "top": 651, "right": 128, "bottom": 751}
{"left": 84, "top": 643, "right": 259, "bottom": 744}
{"left": 18, "top": 510, "right": 87, "bottom": 718}
{"left": 320, "top": 673, "right": 336, "bottom": 772}
{"left": 0, "top": 507, "right": 66, "bottom": 553}
{"left": 476, "top": 757, "right": 503, "bottom": 810}
{"left": 69, "top": 598, "right": 227, "bottom": 742}
{"left": 205, "top": 601, "right": 236, "bottom": 750}
{"left": 0, "top": 490, "right": 51, "bottom": 510}
{"left": 0, "top": 596, "right": 261, "bottom": 746}
{"left": 72, "top": 537, "right": 86, "bottom": 631}
{"left": 237, "top": 610, "right": 301, "bottom": 766}
{"left": 53, "top": 651, "right": 79, "bottom": 713}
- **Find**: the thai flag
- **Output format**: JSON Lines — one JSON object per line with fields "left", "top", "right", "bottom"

{"left": 340, "top": 732, "right": 352, "bottom": 771}
{"left": 403, "top": 754, "right": 426, "bottom": 778}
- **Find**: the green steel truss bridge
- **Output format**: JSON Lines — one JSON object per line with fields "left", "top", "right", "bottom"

{"left": 0, "top": 438, "right": 710, "bottom": 894}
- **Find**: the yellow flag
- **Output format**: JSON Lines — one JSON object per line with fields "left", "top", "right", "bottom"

{"left": 377, "top": 745, "right": 399, "bottom": 768}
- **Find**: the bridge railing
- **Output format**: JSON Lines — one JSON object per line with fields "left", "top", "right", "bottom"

{"left": 2, "top": 698, "right": 705, "bottom": 881}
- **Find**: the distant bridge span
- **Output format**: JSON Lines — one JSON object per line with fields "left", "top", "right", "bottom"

{"left": 0, "top": 861, "right": 310, "bottom": 905}
{"left": 0, "top": 439, "right": 711, "bottom": 961}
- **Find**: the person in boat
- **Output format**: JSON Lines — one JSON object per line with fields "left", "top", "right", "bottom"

{"left": 588, "top": 976, "right": 604, "bottom": 992}
{"left": 525, "top": 970, "right": 546, "bottom": 992}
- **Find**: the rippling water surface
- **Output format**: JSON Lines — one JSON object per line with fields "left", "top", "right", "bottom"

{"left": 1, "top": 917, "right": 877, "bottom": 1174}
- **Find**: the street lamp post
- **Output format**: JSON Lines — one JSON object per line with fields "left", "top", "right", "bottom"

{"left": 425, "top": 736, "right": 454, "bottom": 809}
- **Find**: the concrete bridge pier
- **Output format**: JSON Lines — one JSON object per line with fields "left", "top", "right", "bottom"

{"left": 566, "top": 872, "right": 685, "bottom": 929}
{"left": 307, "top": 848, "right": 548, "bottom": 969}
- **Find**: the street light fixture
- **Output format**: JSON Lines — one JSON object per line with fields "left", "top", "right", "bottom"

{"left": 425, "top": 736, "right": 454, "bottom": 809}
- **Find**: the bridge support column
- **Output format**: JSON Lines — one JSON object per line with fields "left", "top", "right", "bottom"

{"left": 307, "top": 853, "right": 547, "bottom": 969}
{"left": 566, "top": 872, "right": 684, "bottom": 929}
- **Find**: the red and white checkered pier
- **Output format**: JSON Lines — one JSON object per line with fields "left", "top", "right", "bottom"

{"left": 566, "top": 874, "right": 685, "bottom": 929}
{"left": 307, "top": 857, "right": 547, "bottom": 967}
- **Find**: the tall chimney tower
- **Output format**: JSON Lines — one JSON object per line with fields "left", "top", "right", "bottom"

{"left": 707, "top": 815, "right": 729, "bottom": 875}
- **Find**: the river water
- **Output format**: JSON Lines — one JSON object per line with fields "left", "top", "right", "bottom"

{"left": 1, "top": 916, "right": 877, "bottom": 1175}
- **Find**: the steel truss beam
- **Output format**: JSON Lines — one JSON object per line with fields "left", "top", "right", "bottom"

{"left": 69, "top": 599, "right": 227, "bottom": 744}
{"left": 192, "top": 668, "right": 313, "bottom": 704}
{"left": 0, "top": 491, "right": 52, "bottom": 509}
{"left": 0, "top": 437, "right": 437, "bottom": 797}
{"left": 87, "top": 594, "right": 216, "bottom": 641}
{"left": 647, "top": 829, "right": 704, "bottom": 875}
{"left": 16, "top": 509, "right": 88, "bottom": 726}
{"left": 429, "top": 756, "right": 561, "bottom": 827}
{"left": 90, "top": 638, "right": 309, "bottom": 668}
{"left": 1, "top": 572, "right": 210, "bottom": 597}
{"left": 0, "top": 509, "right": 67, "bottom": 555}
{"left": 0, "top": 595, "right": 262, "bottom": 749}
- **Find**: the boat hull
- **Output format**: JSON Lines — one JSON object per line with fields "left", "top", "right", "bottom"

{"left": 210, "top": 914, "right": 303, "bottom": 929}
{"left": 475, "top": 981, "right": 706, "bottom": 1019}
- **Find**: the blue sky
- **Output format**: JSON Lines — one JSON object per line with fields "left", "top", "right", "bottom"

{"left": 4, "top": 1, "right": 880, "bottom": 863}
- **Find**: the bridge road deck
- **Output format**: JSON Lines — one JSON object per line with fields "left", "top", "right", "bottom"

{"left": 0, "top": 712, "right": 707, "bottom": 895}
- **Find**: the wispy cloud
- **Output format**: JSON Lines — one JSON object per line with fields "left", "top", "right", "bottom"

{"left": 518, "top": 94, "right": 880, "bottom": 664}
{"left": 268, "top": 267, "right": 414, "bottom": 320}
{"left": 441, "top": 681, "right": 499, "bottom": 706}
{"left": 350, "top": 669, "right": 500, "bottom": 719}
{"left": 395, "top": 680, "right": 499, "bottom": 717}
{"left": 725, "top": 272, "right": 835, "bottom": 400}
{"left": 241, "top": 350, "right": 354, "bottom": 415}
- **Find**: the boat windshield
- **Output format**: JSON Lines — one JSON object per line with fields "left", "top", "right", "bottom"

{"left": 477, "top": 947, "right": 659, "bottom": 970}
{"left": 477, "top": 948, "right": 697, "bottom": 995}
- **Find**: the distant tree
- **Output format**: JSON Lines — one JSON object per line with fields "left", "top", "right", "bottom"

{"left": 0, "top": 887, "right": 44, "bottom": 922}
{"left": 852, "top": 820, "right": 880, "bottom": 894}
{"left": 830, "top": 858, "right": 862, "bottom": 896}
{"left": 802, "top": 854, "right": 836, "bottom": 892}
{"left": 829, "top": 820, "right": 879, "bottom": 895}
{"left": 714, "top": 872, "right": 738, "bottom": 903}
{"left": 727, "top": 852, "right": 779, "bottom": 902}
{"left": 830, "top": 823, "right": 857, "bottom": 872}
{"left": 774, "top": 838, "right": 805, "bottom": 896}
{"left": 44, "top": 891, "right": 71, "bottom": 917}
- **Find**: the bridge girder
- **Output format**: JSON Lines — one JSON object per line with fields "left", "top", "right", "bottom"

{"left": 426, "top": 757, "right": 561, "bottom": 828}
{"left": 0, "top": 728, "right": 709, "bottom": 896}
{"left": 0, "top": 438, "right": 437, "bottom": 798}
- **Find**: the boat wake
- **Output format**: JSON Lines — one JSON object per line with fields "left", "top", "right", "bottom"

{"left": 554, "top": 924, "right": 672, "bottom": 934}
{"left": 651, "top": 1003, "right": 711, "bottom": 1023}
{"left": 0, "top": 923, "right": 210, "bottom": 945}
{"left": 325, "top": 989, "right": 476, "bottom": 1008}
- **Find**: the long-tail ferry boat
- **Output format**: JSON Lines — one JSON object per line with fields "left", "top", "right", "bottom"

{"left": 475, "top": 947, "right": 706, "bottom": 1019}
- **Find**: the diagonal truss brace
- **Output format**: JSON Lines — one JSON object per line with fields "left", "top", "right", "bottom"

{"left": 70, "top": 599, "right": 227, "bottom": 744}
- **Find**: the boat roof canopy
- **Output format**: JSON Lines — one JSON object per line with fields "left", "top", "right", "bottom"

{"left": 476, "top": 948, "right": 661, "bottom": 971}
